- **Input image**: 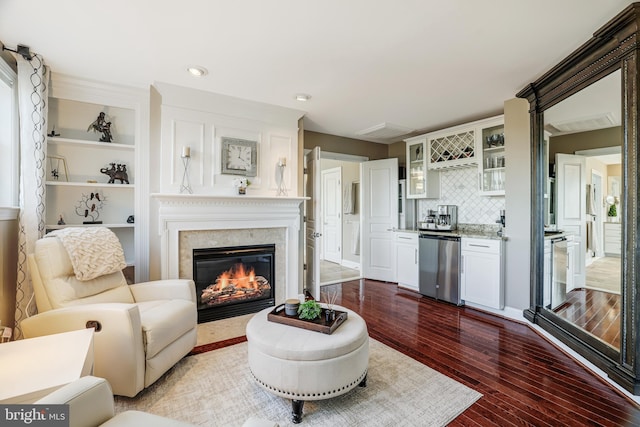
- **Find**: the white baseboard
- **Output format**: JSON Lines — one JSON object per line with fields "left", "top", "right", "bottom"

{"left": 463, "top": 302, "right": 526, "bottom": 322}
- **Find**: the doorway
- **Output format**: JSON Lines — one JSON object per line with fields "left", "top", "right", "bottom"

{"left": 320, "top": 165, "right": 361, "bottom": 285}
{"left": 305, "top": 150, "right": 366, "bottom": 288}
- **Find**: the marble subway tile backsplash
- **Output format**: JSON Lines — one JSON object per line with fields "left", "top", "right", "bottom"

{"left": 417, "top": 167, "right": 505, "bottom": 225}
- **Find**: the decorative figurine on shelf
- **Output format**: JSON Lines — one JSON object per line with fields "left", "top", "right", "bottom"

{"left": 100, "top": 163, "right": 129, "bottom": 184}
{"left": 87, "top": 112, "right": 113, "bottom": 143}
{"left": 47, "top": 127, "right": 60, "bottom": 138}
{"left": 75, "top": 191, "right": 106, "bottom": 224}
{"left": 101, "top": 121, "right": 113, "bottom": 143}
{"left": 57, "top": 215, "right": 65, "bottom": 225}
{"left": 126, "top": 215, "right": 134, "bottom": 224}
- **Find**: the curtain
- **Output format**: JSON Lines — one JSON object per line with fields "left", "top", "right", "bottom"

{"left": 14, "top": 54, "right": 48, "bottom": 339}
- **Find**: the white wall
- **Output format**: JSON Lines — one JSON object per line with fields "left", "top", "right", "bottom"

{"left": 504, "top": 97, "right": 531, "bottom": 311}
{"left": 153, "top": 83, "right": 303, "bottom": 197}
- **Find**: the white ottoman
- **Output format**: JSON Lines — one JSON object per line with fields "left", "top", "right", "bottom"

{"left": 246, "top": 305, "right": 369, "bottom": 423}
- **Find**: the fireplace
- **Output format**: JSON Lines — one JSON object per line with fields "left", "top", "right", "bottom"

{"left": 193, "top": 244, "right": 276, "bottom": 323}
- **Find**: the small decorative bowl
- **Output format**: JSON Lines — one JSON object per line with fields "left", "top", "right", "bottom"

{"left": 284, "top": 298, "right": 300, "bottom": 316}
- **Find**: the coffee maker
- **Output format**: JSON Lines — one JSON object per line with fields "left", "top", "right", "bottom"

{"left": 436, "top": 205, "right": 458, "bottom": 230}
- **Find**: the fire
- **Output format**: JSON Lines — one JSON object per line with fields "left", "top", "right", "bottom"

{"left": 218, "top": 271, "right": 231, "bottom": 288}
{"left": 215, "top": 264, "right": 257, "bottom": 290}
{"left": 200, "top": 263, "right": 270, "bottom": 306}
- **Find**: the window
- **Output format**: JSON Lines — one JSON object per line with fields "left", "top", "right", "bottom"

{"left": 0, "top": 57, "right": 18, "bottom": 207}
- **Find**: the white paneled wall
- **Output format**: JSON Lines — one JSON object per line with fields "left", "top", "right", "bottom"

{"left": 417, "top": 167, "right": 505, "bottom": 224}
{"left": 155, "top": 83, "right": 304, "bottom": 196}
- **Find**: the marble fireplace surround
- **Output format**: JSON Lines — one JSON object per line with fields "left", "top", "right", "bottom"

{"left": 152, "top": 194, "right": 306, "bottom": 303}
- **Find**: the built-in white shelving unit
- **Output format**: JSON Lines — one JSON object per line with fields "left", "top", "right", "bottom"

{"left": 45, "top": 74, "right": 149, "bottom": 279}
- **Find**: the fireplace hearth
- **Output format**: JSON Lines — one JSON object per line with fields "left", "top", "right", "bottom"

{"left": 193, "top": 244, "right": 275, "bottom": 323}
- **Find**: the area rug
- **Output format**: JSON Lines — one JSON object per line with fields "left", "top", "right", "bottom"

{"left": 114, "top": 339, "right": 482, "bottom": 426}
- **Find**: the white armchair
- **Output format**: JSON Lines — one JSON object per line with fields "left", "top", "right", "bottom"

{"left": 37, "top": 376, "right": 279, "bottom": 427}
{"left": 36, "top": 376, "right": 196, "bottom": 427}
{"left": 21, "top": 231, "right": 197, "bottom": 397}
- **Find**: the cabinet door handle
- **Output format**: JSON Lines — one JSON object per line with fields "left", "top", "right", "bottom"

{"left": 461, "top": 255, "right": 464, "bottom": 274}
{"left": 414, "top": 248, "right": 418, "bottom": 264}
{"left": 469, "top": 244, "right": 490, "bottom": 248}
{"left": 399, "top": 236, "right": 412, "bottom": 240}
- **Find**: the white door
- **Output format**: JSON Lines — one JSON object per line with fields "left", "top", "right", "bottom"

{"left": 361, "top": 158, "right": 398, "bottom": 282}
{"left": 304, "top": 147, "right": 322, "bottom": 298}
{"left": 321, "top": 167, "right": 342, "bottom": 264}
{"left": 556, "top": 153, "right": 586, "bottom": 289}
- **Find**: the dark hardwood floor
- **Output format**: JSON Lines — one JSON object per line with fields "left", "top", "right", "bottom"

{"left": 325, "top": 279, "right": 640, "bottom": 426}
{"left": 554, "top": 288, "right": 621, "bottom": 349}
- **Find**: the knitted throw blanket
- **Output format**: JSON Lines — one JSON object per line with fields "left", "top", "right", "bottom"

{"left": 48, "top": 227, "right": 126, "bottom": 281}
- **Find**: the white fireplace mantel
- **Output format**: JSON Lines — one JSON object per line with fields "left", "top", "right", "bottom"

{"left": 152, "top": 194, "right": 306, "bottom": 299}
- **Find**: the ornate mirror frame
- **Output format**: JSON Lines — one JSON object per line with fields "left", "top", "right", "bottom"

{"left": 517, "top": 3, "right": 640, "bottom": 394}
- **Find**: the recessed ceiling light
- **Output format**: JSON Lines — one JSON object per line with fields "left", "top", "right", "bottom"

{"left": 187, "top": 66, "right": 208, "bottom": 77}
{"left": 295, "top": 93, "right": 311, "bottom": 102}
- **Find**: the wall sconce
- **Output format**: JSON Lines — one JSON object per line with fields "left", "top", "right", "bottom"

{"left": 276, "top": 157, "right": 287, "bottom": 196}
{"left": 180, "top": 146, "right": 192, "bottom": 194}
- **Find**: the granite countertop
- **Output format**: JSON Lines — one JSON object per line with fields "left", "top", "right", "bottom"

{"left": 543, "top": 230, "right": 574, "bottom": 240}
{"left": 396, "top": 224, "right": 505, "bottom": 240}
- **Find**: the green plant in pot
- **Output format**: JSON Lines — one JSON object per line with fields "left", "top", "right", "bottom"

{"left": 297, "top": 300, "right": 322, "bottom": 320}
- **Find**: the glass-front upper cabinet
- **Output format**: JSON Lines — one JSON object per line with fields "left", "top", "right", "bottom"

{"left": 404, "top": 136, "right": 440, "bottom": 199}
{"left": 477, "top": 115, "right": 505, "bottom": 196}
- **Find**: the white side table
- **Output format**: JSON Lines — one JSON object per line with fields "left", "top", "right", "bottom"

{"left": 0, "top": 329, "right": 94, "bottom": 403}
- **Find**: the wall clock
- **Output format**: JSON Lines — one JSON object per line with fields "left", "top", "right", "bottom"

{"left": 221, "top": 137, "right": 257, "bottom": 177}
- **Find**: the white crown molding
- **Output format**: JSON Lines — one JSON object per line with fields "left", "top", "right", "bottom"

{"left": 49, "top": 72, "right": 148, "bottom": 110}
{"left": 153, "top": 81, "right": 305, "bottom": 126}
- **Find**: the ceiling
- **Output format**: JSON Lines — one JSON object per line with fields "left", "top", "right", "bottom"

{"left": 546, "top": 70, "right": 622, "bottom": 165}
{"left": 0, "top": 1, "right": 636, "bottom": 144}
{"left": 545, "top": 70, "right": 621, "bottom": 136}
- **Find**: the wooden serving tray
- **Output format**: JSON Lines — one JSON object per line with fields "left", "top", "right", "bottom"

{"left": 267, "top": 304, "right": 348, "bottom": 334}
